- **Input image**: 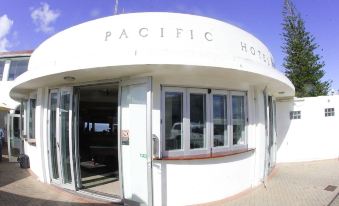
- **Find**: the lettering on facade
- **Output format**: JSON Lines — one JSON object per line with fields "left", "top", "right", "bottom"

{"left": 105, "top": 27, "right": 213, "bottom": 42}
{"left": 240, "top": 42, "right": 275, "bottom": 67}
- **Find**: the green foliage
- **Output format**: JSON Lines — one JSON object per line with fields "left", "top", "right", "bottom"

{"left": 282, "top": 0, "right": 331, "bottom": 97}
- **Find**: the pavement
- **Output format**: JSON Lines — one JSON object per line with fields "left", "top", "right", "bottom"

{"left": 203, "top": 159, "right": 339, "bottom": 206}
{"left": 0, "top": 155, "right": 115, "bottom": 206}
{"left": 1, "top": 148, "right": 339, "bottom": 206}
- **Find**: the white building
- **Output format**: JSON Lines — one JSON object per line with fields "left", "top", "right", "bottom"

{"left": 0, "top": 50, "right": 32, "bottom": 162}
{"left": 2, "top": 12, "right": 335, "bottom": 206}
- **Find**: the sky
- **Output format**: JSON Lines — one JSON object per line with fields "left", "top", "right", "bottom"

{"left": 1, "top": 0, "right": 338, "bottom": 90}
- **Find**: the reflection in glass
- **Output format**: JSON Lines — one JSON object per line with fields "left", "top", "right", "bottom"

{"left": 10, "top": 117, "right": 21, "bottom": 157}
{"left": 165, "top": 92, "right": 183, "bottom": 150}
{"left": 8, "top": 59, "right": 29, "bottom": 81}
{"left": 190, "top": 93, "right": 206, "bottom": 149}
{"left": 50, "top": 92, "right": 59, "bottom": 179}
{"left": 213, "top": 95, "right": 228, "bottom": 147}
{"left": 60, "top": 91, "right": 72, "bottom": 184}
{"left": 232, "top": 95, "right": 245, "bottom": 145}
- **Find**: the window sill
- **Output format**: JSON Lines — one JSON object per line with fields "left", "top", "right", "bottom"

{"left": 154, "top": 148, "right": 255, "bottom": 161}
{"left": 25, "top": 138, "right": 36, "bottom": 145}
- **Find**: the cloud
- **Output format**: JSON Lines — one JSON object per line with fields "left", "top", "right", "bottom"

{"left": 0, "top": 14, "right": 14, "bottom": 51}
{"left": 30, "top": 2, "right": 60, "bottom": 34}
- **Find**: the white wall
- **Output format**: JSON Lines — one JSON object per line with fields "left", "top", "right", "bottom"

{"left": 151, "top": 74, "right": 268, "bottom": 205}
{"left": 153, "top": 153, "right": 254, "bottom": 206}
{"left": 276, "top": 95, "right": 339, "bottom": 162}
{"left": 24, "top": 88, "right": 45, "bottom": 181}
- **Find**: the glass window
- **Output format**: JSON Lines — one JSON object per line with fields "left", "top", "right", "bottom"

{"left": 290, "top": 111, "right": 301, "bottom": 119}
{"left": 162, "top": 87, "right": 248, "bottom": 157}
{"left": 49, "top": 92, "right": 59, "bottom": 179}
{"left": 8, "top": 59, "right": 29, "bottom": 81}
{"left": 213, "top": 94, "right": 228, "bottom": 147}
{"left": 232, "top": 95, "right": 246, "bottom": 145}
{"left": 164, "top": 92, "right": 183, "bottom": 151}
{"left": 0, "top": 61, "right": 5, "bottom": 80}
{"left": 60, "top": 90, "right": 72, "bottom": 183}
{"left": 28, "top": 99, "right": 36, "bottom": 139}
{"left": 325, "top": 108, "right": 335, "bottom": 117}
{"left": 189, "top": 93, "right": 206, "bottom": 149}
{"left": 94, "top": 123, "right": 110, "bottom": 132}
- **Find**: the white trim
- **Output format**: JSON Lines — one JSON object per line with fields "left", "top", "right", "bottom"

{"left": 186, "top": 88, "right": 210, "bottom": 155}
{"left": 161, "top": 87, "right": 248, "bottom": 157}
{"left": 161, "top": 87, "right": 186, "bottom": 157}
{"left": 210, "top": 90, "right": 231, "bottom": 153}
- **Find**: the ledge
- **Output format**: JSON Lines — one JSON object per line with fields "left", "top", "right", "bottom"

{"left": 154, "top": 148, "right": 255, "bottom": 161}
{"left": 25, "top": 138, "right": 36, "bottom": 145}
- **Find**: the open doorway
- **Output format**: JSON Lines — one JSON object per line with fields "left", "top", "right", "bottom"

{"left": 77, "top": 83, "right": 121, "bottom": 197}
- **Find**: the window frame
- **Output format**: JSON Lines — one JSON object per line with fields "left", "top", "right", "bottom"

{"left": 210, "top": 90, "right": 231, "bottom": 153}
{"left": 162, "top": 86, "right": 248, "bottom": 158}
{"left": 161, "top": 87, "right": 186, "bottom": 157}
{"left": 290, "top": 111, "right": 301, "bottom": 120}
{"left": 22, "top": 92, "right": 37, "bottom": 140}
{"left": 324, "top": 108, "right": 335, "bottom": 117}
{"left": 0, "top": 60, "right": 5, "bottom": 81}
{"left": 230, "top": 91, "right": 248, "bottom": 148}
{"left": 186, "top": 88, "right": 210, "bottom": 155}
{"left": 7, "top": 58, "right": 29, "bottom": 81}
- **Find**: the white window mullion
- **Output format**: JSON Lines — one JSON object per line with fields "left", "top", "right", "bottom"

{"left": 183, "top": 89, "right": 190, "bottom": 155}
{"left": 186, "top": 88, "right": 209, "bottom": 155}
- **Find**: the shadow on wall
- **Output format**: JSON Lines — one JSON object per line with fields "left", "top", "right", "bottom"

{"left": 275, "top": 99, "right": 293, "bottom": 151}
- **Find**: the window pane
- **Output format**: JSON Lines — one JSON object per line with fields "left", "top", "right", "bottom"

{"left": 60, "top": 91, "right": 72, "bottom": 184}
{"left": 0, "top": 61, "right": 5, "bottom": 80}
{"left": 232, "top": 95, "right": 245, "bottom": 145}
{"left": 213, "top": 95, "right": 228, "bottom": 147}
{"left": 49, "top": 93, "right": 59, "bottom": 179}
{"left": 190, "top": 93, "right": 206, "bottom": 149}
{"left": 29, "top": 99, "right": 36, "bottom": 139}
{"left": 8, "top": 59, "right": 29, "bottom": 81}
{"left": 94, "top": 123, "right": 110, "bottom": 132}
{"left": 165, "top": 92, "right": 183, "bottom": 150}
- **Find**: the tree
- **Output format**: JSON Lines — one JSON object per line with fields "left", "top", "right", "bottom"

{"left": 282, "top": 0, "right": 331, "bottom": 97}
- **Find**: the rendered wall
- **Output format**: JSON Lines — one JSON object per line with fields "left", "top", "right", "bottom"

{"left": 153, "top": 153, "right": 254, "bottom": 206}
{"left": 24, "top": 88, "right": 45, "bottom": 181}
{"left": 276, "top": 95, "right": 339, "bottom": 162}
{"left": 151, "top": 75, "right": 268, "bottom": 205}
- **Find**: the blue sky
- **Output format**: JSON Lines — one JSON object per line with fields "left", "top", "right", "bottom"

{"left": 1, "top": 0, "right": 338, "bottom": 89}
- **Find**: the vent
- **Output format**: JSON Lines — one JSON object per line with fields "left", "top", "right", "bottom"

{"left": 324, "top": 185, "right": 337, "bottom": 192}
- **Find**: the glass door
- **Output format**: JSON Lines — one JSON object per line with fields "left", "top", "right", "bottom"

{"left": 48, "top": 88, "right": 76, "bottom": 190}
{"left": 120, "top": 77, "right": 152, "bottom": 205}
{"left": 267, "top": 96, "right": 277, "bottom": 172}
{"left": 7, "top": 114, "right": 22, "bottom": 162}
{"left": 49, "top": 90, "right": 60, "bottom": 183}
{"left": 263, "top": 92, "right": 277, "bottom": 176}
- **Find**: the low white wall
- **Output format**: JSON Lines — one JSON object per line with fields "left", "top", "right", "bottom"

{"left": 153, "top": 152, "right": 254, "bottom": 206}
{"left": 24, "top": 88, "right": 45, "bottom": 181}
{"left": 276, "top": 95, "right": 339, "bottom": 162}
{"left": 24, "top": 141, "right": 43, "bottom": 179}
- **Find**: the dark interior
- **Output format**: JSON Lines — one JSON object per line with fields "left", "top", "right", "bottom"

{"left": 78, "top": 83, "right": 119, "bottom": 196}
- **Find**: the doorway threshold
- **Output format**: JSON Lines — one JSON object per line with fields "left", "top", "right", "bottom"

{"left": 77, "top": 189, "right": 123, "bottom": 204}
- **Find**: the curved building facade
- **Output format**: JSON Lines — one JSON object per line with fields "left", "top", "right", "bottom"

{"left": 9, "top": 13, "right": 294, "bottom": 205}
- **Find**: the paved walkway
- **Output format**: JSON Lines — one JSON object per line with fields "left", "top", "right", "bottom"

{"left": 1, "top": 151, "right": 339, "bottom": 206}
{"left": 0, "top": 155, "right": 114, "bottom": 206}
{"left": 205, "top": 159, "right": 339, "bottom": 206}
